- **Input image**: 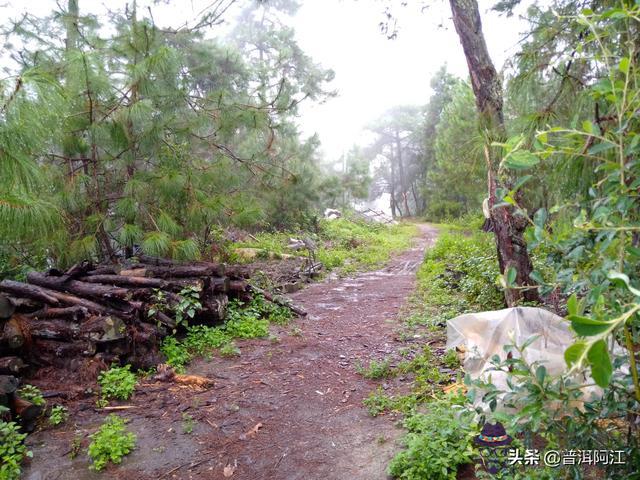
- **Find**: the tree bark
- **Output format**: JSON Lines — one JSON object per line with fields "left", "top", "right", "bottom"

{"left": 26, "top": 305, "right": 89, "bottom": 321}
{"left": 27, "top": 272, "right": 130, "bottom": 299}
{"left": 0, "top": 280, "right": 60, "bottom": 305}
{"left": 448, "top": 0, "right": 539, "bottom": 305}
{"left": 0, "top": 356, "right": 26, "bottom": 375}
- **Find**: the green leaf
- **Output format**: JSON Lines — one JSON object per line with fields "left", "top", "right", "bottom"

{"left": 608, "top": 271, "right": 640, "bottom": 297}
{"left": 619, "top": 57, "right": 630, "bottom": 74}
{"left": 587, "top": 340, "right": 612, "bottom": 388}
{"left": 569, "top": 314, "right": 613, "bottom": 336}
{"left": 520, "top": 334, "right": 541, "bottom": 351}
{"left": 535, "top": 365, "right": 546, "bottom": 384}
{"left": 565, "top": 341, "right": 587, "bottom": 367}
{"left": 567, "top": 294, "right": 578, "bottom": 316}
{"left": 505, "top": 266, "right": 517, "bottom": 287}
{"left": 529, "top": 270, "right": 544, "bottom": 285}
{"left": 533, "top": 208, "right": 547, "bottom": 228}
{"left": 582, "top": 120, "right": 594, "bottom": 134}
{"left": 512, "top": 175, "right": 532, "bottom": 192}
{"left": 588, "top": 141, "right": 616, "bottom": 155}
{"left": 502, "top": 150, "right": 540, "bottom": 170}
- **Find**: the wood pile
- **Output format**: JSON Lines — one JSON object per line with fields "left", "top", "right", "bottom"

{"left": 0, "top": 255, "right": 255, "bottom": 426}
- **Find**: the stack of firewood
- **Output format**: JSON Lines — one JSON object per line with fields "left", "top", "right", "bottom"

{"left": 0, "top": 256, "right": 253, "bottom": 410}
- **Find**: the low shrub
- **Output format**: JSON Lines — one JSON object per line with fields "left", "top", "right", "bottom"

{"left": 98, "top": 365, "right": 137, "bottom": 401}
{"left": 87, "top": 414, "right": 136, "bottom": 471}
{"left": 0, "top": 418, "right": 31, "bottom": 480}
{"left": 388, "top": 396, "right": 478, "bottom": 480}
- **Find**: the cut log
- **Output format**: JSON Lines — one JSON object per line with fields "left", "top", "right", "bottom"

{"left": 133, "top": 322, "right": 159, "bottom": 345}
{"left": 228, "top": 280, "right": 248, "bottom": 292}
{"left": 80, "top": 275, "right": 167, "bottom": 288}
{"left": 201, "top": 294, "right": 228, "bottom": 323}
{"left": 26, "top": 305, "right": 88, "bottom": 321}
{"left": 5, "top": 282, "right": 132, "bottom": 318}
{"left": 0, "top": 375, "right": 18, "bottom": 395}
{"left": 85, "top": 265, "right": 120, "bottom": 276}
{"left": 26, "top": 272, "right": 130, "bottom": 299}
{"left": 64, "top": 261, "right": 93, "bottom": 278}
{"left": 79, "top": 315, "right": 127, "bottom": 343}
{"left": 1, "top": 316, "right": 26, "bottom": 349}
{"left": 135, "top": 255, "right": 178, "bottom": 266}
{"left": 21, "top": 318, "right": 80, "bottom": 341}
{"left": 12, "top": 395, "right": 44, "bottom": 432}
{"left": 0, "top": 356, "right": 26, "bottom": 375}
{"left": 226, "top": 265, "right": 251, "bottom": 279}
{"left": 143, "top": 311, "right": 176, "bottom": 330}
{"left": 30, "top": 339, "right": 96, "bottom": 366}
{"left": 0, "top": 280, "right": 59, "bottom": 305}
{"left": 210, "top": 277, "right": 230, "bottom": 293}
{"left": 0, "top": 294, "right": 16, "bottom": 319}
{"left": 249, "top": 285, "right": 307, "bottom": 317}
{"left": 124, "top": 264, "right": 225, "bottom": 278}
{"left": 12, "top": 395, "right": 43, "bottom": 421}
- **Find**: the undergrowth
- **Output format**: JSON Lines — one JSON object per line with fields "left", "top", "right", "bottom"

{"left": 378, "top": 228, "right": 504, "bottom": 478}
{"left": 405, "top": 230, "right": 504, "bottom": 330}
{"left": 0, "top": 416, "right": 31, "bottom": 480}
{"left": 87, "top": 415, "right": 136, "bottom": 471}
{"left": 160, "top": 294, "right": 292, "bottom": 371}
{"left": 388, "top": 394, "right": 478, "bottom": 480}
{"left": 236, "top": 218, "right": 418, "bottom": 275}
{"left": 98, "top": 365, "right": 137, "bottom": 402}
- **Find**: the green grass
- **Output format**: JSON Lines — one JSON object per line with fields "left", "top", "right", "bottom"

{"left": 160, "top": 294, "right": 292, "bottom": 371}
{"left": 317, "top": 218, "right": 417, "bottom": 274}
{"left": 356, "top": 358, "right": 394, "bottom": 379}
{"left": 235, "top": 218, "right": 418, "bottom": 275}
{"left": 404, "top": 230, "right": 504, "bottom": 331}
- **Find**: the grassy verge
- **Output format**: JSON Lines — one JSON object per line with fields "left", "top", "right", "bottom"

{"left": 236, "top": 218, "right": 418, "bottom": 276}
{"left": 404, "top": 229, "right": 504, "bottom": 331}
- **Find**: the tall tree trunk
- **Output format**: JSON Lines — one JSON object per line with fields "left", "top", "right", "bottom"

{"left": 389, "top": 145, "right": 397, "bottom": 219}
{"left": 449, "top": 0, "right": 539, "bottom": 306}
{"left": 395, "top": 128, "right": 409, "bottom": 216}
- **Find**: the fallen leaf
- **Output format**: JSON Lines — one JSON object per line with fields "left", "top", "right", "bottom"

{"left": 223, "top": 462, "right": 237, "bottom": 477}
{"left": 442, "top": 382, "right": 466, "bottom": 395}
{"left": 239, "top": 422, "right": 263, "bottom": 440}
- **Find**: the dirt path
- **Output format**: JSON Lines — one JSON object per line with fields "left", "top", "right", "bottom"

{"left": 23, "top": 224, "right": 439, "bottom": 480}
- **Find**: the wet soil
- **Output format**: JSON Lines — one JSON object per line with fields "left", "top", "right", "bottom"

{"left": 22, "top": 224, "right": 439, "bottom": 480}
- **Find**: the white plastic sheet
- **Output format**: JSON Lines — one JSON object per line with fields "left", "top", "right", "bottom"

{"left": 446, "top": 306, "right": 572, "bottom": 379}
{"left": 445, "top": 306, "right": 603, "bottom": 412}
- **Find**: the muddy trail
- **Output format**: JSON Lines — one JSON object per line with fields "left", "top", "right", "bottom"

{"left": 23, "top": 224, "right": 439, "bottom": 480}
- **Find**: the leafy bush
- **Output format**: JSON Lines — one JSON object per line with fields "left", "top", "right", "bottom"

{"left": 0, "top": 419, "right": 31, "bottom": 480}
{"left": 148, "top": 284, "right": 202, "bottom": 331}
{"left": 87, "top": 415, "right": 136, "bottom": 471}
{"left": 388, "top": 396, "right": 478, "bottom": 480}
{"left": 98, "top": 365, "right": 137, "bottom": 401}
{"left": 49, "top": 405, "right": 69, "bottom": 426}
{"left": 17, "top": 384, "right": 45, "bottom": 407}
{"left": 160, "top": 295, "right": 285, "bottom": 370}
{"left": 160, "top": 336, "right": 192, "bottom": 372}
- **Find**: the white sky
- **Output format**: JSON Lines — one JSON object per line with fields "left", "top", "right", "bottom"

{"left": 1, "top": 0, "right": 531, "bottom": 161}
{"left": 293, "top": 0, "right": 530, "bottom": 161}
